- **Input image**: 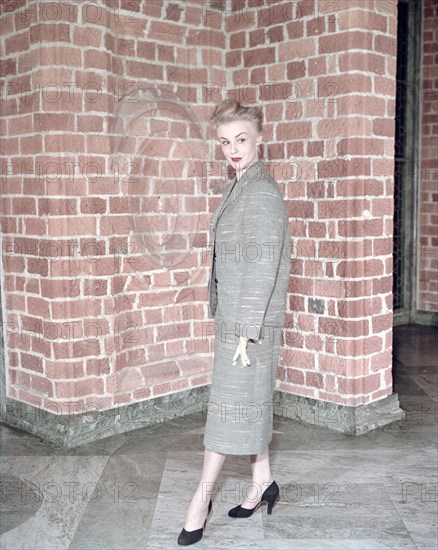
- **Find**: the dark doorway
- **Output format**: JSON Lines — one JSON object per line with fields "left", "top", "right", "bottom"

{"left": 393, "top": 0, "right": 423, "bottom": 324}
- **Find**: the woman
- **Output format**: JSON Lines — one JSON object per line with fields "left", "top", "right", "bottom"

{"left": 178, "top": 100, "right": 291, "bottom": 546}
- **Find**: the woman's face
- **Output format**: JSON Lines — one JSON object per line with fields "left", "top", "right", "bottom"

{"left": 217, "top": 120, "right": 262, "bottom": 172}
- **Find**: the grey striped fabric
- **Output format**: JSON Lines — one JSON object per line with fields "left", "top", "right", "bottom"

{"left": 204, "top": 160, "right": 291, "bottom": 455}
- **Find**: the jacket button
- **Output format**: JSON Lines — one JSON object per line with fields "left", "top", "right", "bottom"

{"left": 214, "top": 278, "right": 218, "bottom": 283}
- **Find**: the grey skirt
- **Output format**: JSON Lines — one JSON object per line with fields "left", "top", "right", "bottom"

{"left": 203, "top": 301, "right": 282, "bottom": 455}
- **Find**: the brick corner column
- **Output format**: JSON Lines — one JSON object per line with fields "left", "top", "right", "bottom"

{"left": 272, "top": 0, "right": 405, "bottom": 434}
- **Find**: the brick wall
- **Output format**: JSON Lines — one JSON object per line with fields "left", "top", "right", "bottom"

{"left": 1, "top": 0, "right": 406, "bottom": 422}
{"left": 0, "top": 0, "right": 227, "bottom": 414}
{"left": 418, "top": 0, "right": 438, "bottom": 311}
{"left": 220, "top": 0, "right": 399, "bottom": 405}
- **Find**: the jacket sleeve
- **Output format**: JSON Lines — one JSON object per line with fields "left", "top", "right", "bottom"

{"left": 235, "top": 180, "right": 286, "bottom": 340}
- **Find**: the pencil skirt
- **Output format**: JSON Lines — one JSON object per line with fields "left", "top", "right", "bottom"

{"left": 203, "top": 302, "right": 282, "bottom": 455}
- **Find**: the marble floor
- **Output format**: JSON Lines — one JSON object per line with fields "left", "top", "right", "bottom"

{"left": 0, "top": 324, "right": 437, "bottom": 550}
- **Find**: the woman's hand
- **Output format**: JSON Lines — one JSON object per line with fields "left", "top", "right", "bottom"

{"left": 232, "top": 336, "right": 262, "bottom": 367}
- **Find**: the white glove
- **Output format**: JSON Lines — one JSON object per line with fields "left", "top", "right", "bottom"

{"left": 232, "top": 336, "right": 262, "bottom": 367}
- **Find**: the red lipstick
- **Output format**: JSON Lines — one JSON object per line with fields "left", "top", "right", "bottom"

{"left": 231, "top": 157, "right": 242, "bottom": 162}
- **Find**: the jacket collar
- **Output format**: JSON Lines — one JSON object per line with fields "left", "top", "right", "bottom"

{"left": 234, "top": 159, "right": 266, "bottom": 187}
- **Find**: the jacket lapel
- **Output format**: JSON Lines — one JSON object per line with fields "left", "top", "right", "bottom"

{"left": 209, "top": 160, "right": 266, "bottom": 237}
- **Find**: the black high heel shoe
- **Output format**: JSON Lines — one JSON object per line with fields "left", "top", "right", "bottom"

{"left": 177, "top": 499, "right": 212, "bottom": 546}
{"left": 228, "top": 480, "right": 279, "bottom": 518}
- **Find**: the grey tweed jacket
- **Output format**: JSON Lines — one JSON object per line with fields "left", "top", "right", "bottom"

{"left": 207, "top": 160, "right": 290, "bottom": 341}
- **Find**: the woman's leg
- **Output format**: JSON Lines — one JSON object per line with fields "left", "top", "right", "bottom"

{"left": 240, "top": 447, "right": 274, "bottom": 509}
{"left": 182, "top": 448, "right": 226, "bottom": 530}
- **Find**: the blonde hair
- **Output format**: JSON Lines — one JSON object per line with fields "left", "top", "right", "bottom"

{"left": 209, "top": 100, "right": 263, "bottom": 134}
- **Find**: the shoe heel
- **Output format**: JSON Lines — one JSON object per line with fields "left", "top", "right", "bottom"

{"left": 267, "top": 495, "right": 278, "bottom": 515}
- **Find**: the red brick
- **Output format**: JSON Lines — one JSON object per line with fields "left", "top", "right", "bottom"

{"left": 81, "top": 197, "right": 107, "bottom": 214}
{"left": 120, "top": 0, "right": 141, "bottom": 11}
{"left": 287, "top": 60, "right": 305, "bottom": 80}
{"left": 31, "top": 67, "right": 72, "bottom": 90}
{"left": 230, "top": 31, "right": 246, "bottom": 49}
{"left": 0, "top": 59, "right": 17, "bottom": 77}
{"left": 21, "top": 351, "right": 44, "bottom": 373}
{"left": 27, "top": 257, "right": 49, "bottom": 276}
{"left": 83, "top": 49, "right": 111, "bottom": 70}
{"left": 38, "top": 198, "right": 77, "bottom": 216}
{"left": 248, "top": 29, "right": 264, "bottom": 48}
{"left": 0, "top": 11, "right": 14, "bottom": 34}
{"left": 308, "top": 56, "right": 326, "bottom": 76}
{"left": 20, "top": 135, "right": 42, "bottom": 154}
{"left": 286, "top": 20, "right": 304, "bottom": 40}
{"left": 41, "top": 91, "right": 82, "bottom": 113}
{"left": 164, "top": 2, "right": 181, "bottom": 21}
{"left": 47, "top": 217, "right": 96, "bottom": 237}
{"left": 137, "top": 40, "right": 155, "bottom": 59}
{"left": 46, "top": 360, "right": 84, "bottom": 379}
{"left": 166, "top": 65, "right": 207, "bottom": 84}
{"left": 286, "top": 368, "right": 305, "bottom": 384}
{"left": 374, "top": 76, "right": 396, "bottom": 97}
{"left": 339, "top": 52, "right": 385, "bottom": 74}
{"left": 372, "top": 313, "right": 393, "bottom": 333}
{"left": 371, "top": 198, "right": 392, "bottom": 217}
{"left": 317, "top": 117, "right": 372, "bottom": 139}
{"left": 226, "top": 50, "right": 242, "bottom": 67}
{"left": 86, "top": 135, "right": 113, "bottom": 154}
{"left": 77, "top": 115, "right": 104, "bottom": 133}
{"left": 126, "top": 61, "right": 163, "bottom": 80}
{"left": 30, "top": 23, "right": 70, "bottom": 44}
{"left": 55, "top": 376, "right": 104, "bottom": 398}
{"left": 225, "top": 9, "right": 257, "bottom": 33}
{"left": 8, "top": 115, "right": 33, "bottom": 136}
{"left": 338, "top": 138, "right": 385, "bottom": 156}
{"left": 148, "top": 20, "right": 186, "bottom": 43}
{"left": 319, "top": 74, "right": 373, "bottom": 97}
{"left": 338, "top": 10, "right": 387, "bottom": 32}
{"left": 286, "top": 200, "right": 315, "bottom": 218}
{"left": 45, "top": 134, "right": 84, "bottom": 153}
{"left": 338, "top": 218, "right": 384, "bottom": 240}
{"left": 373, "top": 118, "right": 395, "bottom": 136}
{"left": 307, "top": 17, "right": 325, "bottom": 36}
{"left": 374, "top": 34, "right": 397, "bottom": 56}
{"left": 3, "top": 253, "right": 25, "bottom": 273}
{"left": 320, "top": 32, "right": 373, "bottom": 53}
{"left": 305, "top": 371, "right": 323, "bottom": 389}
{"left": 243, "top": 47, "right": 275, "bottom": 67}
{"left": 336, "top": 0, "right": 376, "bottom": 11}
{"left": 5, "top": 31, "right": 30, "bottom": 55}
{"left": 17, "top": 50, "right": 37, "bottom": 73}
{"left": 370, "top": 349, "right": 392, "bottom": 373}
{"left": 337, "top": 95, "right": 386, "bottom": 116}
{"left": 73, "top": 26, "right": 102, "bottom": 47}
{"left": 338, "top": 373, "right": 380, "bottom": 395}
{"left": 187, "top": 28, "right": 225, "bottom": 48}
{"left": 34, "top": 113, "right": 75, "bottom": 132}
{"left": 297, "top": 0, "right": 316, "bottom": 17}
{"left": 338, "top": 297, "right": 383, "bottom": 318}
{"left": 39, "top": 46, "right": 81, "bottom": 67}
{"left": 28, "top": 296, "right": 50, "bottom": 318}
{"left": 336, "top": 178, "right": 384, "bottom": 197}
{"left": 276, "top": 121, "right": 312, "bottom": 141}
{"left": 307, "top": 141, "right": 324, "bottom": 157}
{"left": 51, "top": 298, "right": 101, "bottom": 320}
{"left": 12, "top": 197, "right": 36, "bottom": 215}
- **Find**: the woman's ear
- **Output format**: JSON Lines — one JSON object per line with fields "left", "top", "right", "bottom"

{"left": 256, "top": 133, "right": 263, "bottom": 145}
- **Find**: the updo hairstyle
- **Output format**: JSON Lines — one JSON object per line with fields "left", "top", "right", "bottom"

{"left": 209, "top": 100, "right": 263, "bottom": 134}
